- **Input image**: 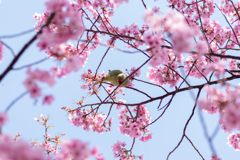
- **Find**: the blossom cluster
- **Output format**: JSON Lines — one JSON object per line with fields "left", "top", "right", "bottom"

{"left": 184, "top": 55, "right": 210, "bottom": 79}
{"left": 36, "top": 0, "right": 85, "bottom": 50}
{"left": 111, "top": 141, "right": 144, "bottom": 160}
{"left": 57, "top": 139, "right": 104, "bottom": 160}
{"left": 198, "top": 85, "right": 240, "bottom": 132}
{"left": 0, "top": 134, "right": 45, "bottom": 160}
{"left": 143, "top": 10, "right": 205, "bottom": 64}
{"left": 147, "top": 54, "right": 180, "bottom": 88}
{"left": 118, "top": 105, "right": 152, "bottom": 142}
{"left": 23, "top": 67, "right": 55, "bottom": 103}
{"left": 227, "top": 132, "right": 240, "bottom": 151}
{"left": 220, "top": 0, "right": 240, "bottom": 23}
{"left": 80, "top": 69, "right": 105, "bottom": 95}
{"left": 0, "top": 113, "right": 104, "bottom": 160}
{"left": 5, "top": 0, "right": 240, "bottom": 158}
{"left": 64, "top": 106, "right": 113, "bottom": 133}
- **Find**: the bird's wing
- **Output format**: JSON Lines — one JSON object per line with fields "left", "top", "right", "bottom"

{"left": 109, "top": 70, "right": 123, "bottom": 76}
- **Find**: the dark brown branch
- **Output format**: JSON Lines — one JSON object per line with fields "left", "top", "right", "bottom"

{"left": 141, "top": 0, "right": 147, "bottom": 9}
{"left": 86, "top": 29, "right": 143, "bottom": 42}
{"left": 73, "top": 75, "right": 240, "bottom": 109}
{"left": 79, "top": 33, "right": 97, "bottom": 55}
{"left": 102, "top": 104, "right": 113, "bottom": 126}
{"left": 129, "top": 138, "right": 136, "bottom": 152}
{"left": 95, "top": 38, "right": 115, "bottom": 78}
{"left": 133, "top": 78, "right": 168, "bottom": 93}
{"left": 185, "top": 135, "right": 205, "bottom": 160}
{"left": 167, "top": 88, "right": 202, "bottom": 160}
{"left": 0, "top": 13, "right": 55, "bottom": 83}
{"left": 193, "top": 63, "right": 209, "bottom": 83}
{"left": 126, "top": 86, "right": 152, "bottom": 99}
{"left": 207, "top": 52, "right": 240, "bottom": 60}
{"left": 126, "top": 105, "right": 134, "bottom": 120}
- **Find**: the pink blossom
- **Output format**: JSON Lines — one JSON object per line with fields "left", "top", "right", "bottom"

{"left": 227, "top": 132, "right": 240, "bottom": 151}
{"left": 210, "top": 154, "right": 222, "bottom": 160}
{"left": 24, "top": 67, "right": 56, "bottom": 99}
{"left": 36, "top": 0, "right": 85, "bottom": 50}
{"left": 67, "top": 107, "right": 113, "bottom": 133}
{"left": 184, "top": 55, "right": 210, "bottom": 79}
{"left": 205, "top": 60, "right": 226, "bottom": 78}
{"left": 65, "top": 54, "right": 85, "bottom": 72}
{"left": 147, "top": 55, "right": 180, "bottom": 88}
{"left": 29, "top": 85, "right": 41, "bottom": 98}
{"left": 152, "top": 6, "right": 160, "bottom": 14}
{"left": 196, "top": 42, "right": 208, "bottom": 57}
{"left": 118, "top": 105, "right": 152, "bottom": 141}
{"left": 42, "top": 95, "right": 54, "bottom": 105}
{"left": 0, "top": 112, "right": 7, "bottom": 127}
{"left": 0, "top": 135, "right": 45, "bottom": 160}
{"left": 112, "top": 141, "right": 141, "bottom": 160}
{"left": 139, "top": 155, "right": 144, "bottom": 160}
{"left": 116, "top": 99, "right": 126, "bottom": 110}
{"left": 0, "top": 42, "right": 4, "bottom": 63}
{"left": 81, "top": 84, "right": 88, "bottom": 90}
{"left": 24, "top": 75, "right": 37, "bottom": 89}
{"left": 57, "top": 139, "right": 103, "bottom": 160}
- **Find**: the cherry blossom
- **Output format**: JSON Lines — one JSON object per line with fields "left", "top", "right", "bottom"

{"left": 0, "top": 134, "right": 45, "bottom": 160}
{"left": 0, "top": 41, "right": 4, "bottom": 63}
{"left": 227, "top": 132, "right": 240, "bottom": 151}
{"left": 42, "top": 95, "right": 54, "bottom": 105}
{"left": 36, "top": 0, "right": 85, "bottom": 50}
{"left": 118, "top": 105, "right": 152, "bottom": 141}
{"left": 57, "top": 139, "right": 104, "bottom": 160}
{"left": 3, "top": 0, "right": 240, "bottom": 159}
{"left": 147, "top": 54, "right": 180, "bottom": 88}
{"left": 112, "top": 141, "right": 137, "bottom": 160}
{"left": 0, "top": 112, "right": 7, "bottom": 127}
{"left": 210, "top": 154, "right": 222, "bottom": 160}
{"left": 65, "top": 107, "right": 113, "bottom": 133}
{"left": 23, "top": 67, "right": 56, "bottom": 99}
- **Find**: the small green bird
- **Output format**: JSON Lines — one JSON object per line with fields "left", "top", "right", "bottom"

{"left": 101, "top": 70, "right": 129, "bottom": 87}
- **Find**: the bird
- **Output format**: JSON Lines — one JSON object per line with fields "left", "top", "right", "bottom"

{"left": 101, "top": 70, "right": 129, "bottom": 87}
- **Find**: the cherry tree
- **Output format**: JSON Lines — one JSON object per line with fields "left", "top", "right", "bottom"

{"left": 0, "top": 0, "right": 240, "bottom": 159}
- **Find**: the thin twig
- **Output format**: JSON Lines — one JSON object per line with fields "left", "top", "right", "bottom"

{"left": 5, "top": 91, "right": 28, "bottom": 112}
{"left": 215, "top": 4, "right": 240, "bottom": 47}
{"left": 167, "top": 88, "right": 202, "bottom": 160}
{"left": 0, "top": 41, "right": 15, "bottom": 57}
{"left": 0, "top": 28, "right": 35, "bottom": 39}
{"left": 12, "top": 57, "right": 48, "bottom": 70}
{"left": 185, "top": 135, "right": 205, "bottom": 160}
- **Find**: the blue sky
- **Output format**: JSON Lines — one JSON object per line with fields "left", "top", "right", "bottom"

{"left": 0, "top": 0, "right": 239, "bottom": 159}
